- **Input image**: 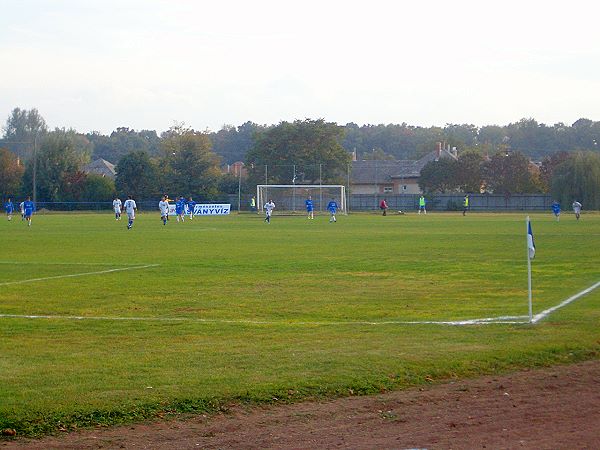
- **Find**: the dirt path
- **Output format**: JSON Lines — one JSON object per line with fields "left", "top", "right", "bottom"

{"left": 3, "top": 360, "right": 600, "bottom": 449}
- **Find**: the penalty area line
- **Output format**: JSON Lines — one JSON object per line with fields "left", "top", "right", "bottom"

{"left": 0, "top": 264, "right": 159, "bottom": 287}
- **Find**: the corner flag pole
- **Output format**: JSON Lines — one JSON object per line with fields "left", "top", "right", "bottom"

{"left": 526, "top": 216, "right": 534, "bottom": 322}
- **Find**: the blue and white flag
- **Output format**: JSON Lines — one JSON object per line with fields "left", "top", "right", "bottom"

{"left": 527, "top": 219, "right": 536, "bottom": 260}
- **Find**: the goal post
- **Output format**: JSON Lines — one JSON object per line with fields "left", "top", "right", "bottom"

{"left": 256, "top": 185, "right": 347, "bottom": 215}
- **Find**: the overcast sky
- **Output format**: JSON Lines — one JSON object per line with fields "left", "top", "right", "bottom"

{"left": 1, "top": 0, "right": 599, "bottom": 134}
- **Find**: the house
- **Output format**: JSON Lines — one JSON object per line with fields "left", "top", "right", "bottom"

{"left": 351, "top": 145, "right": 458, "bottom": 194}
{"left": 223, "top": 161, "right": 247, "bottom": 177}
{"left": 82, "top": 158, "right": 116, "bottom": 179}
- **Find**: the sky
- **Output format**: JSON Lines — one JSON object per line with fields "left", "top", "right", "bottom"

{"left": 1, "top": 0, "right": 600, "bottom": 134}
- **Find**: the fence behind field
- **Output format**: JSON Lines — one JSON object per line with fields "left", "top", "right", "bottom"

{"left": 29, "top": 194, "right": 555, "bottom": 213}
{"left": 350, "top": 194, "right": 554, "bottom": 212}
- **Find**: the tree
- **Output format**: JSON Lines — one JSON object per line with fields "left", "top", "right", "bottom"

{"left": 82, "top": 174, "right": 116, "bottom": 202}
{"left": 361, "top": 148, "right": 395, "bottom": 160}
{"left": 539, "top": 151, "right": 570, "bottom": 192}
{"left": 2, "top": 107, "right": 48, "bottom": 159}
{"left": 0, "top": 147, "right": 24, "bottom": 197}
{"left": 456, "top": 151, "right": 484, "bottom": 193}
{"left": 210, "top": 121, "right": 263, "bottom": 164}
{"left": 551, "top": 152, "right": 600, "bottom": 209}
{"left": 86, "top": 128, "right": 161, "bottom": 164}
{"left": 246, "top": 119, "right": 350, "bottom": 185}
{"left": 22, "top": 129, "right": 90, "bottom": 201}
{"left": 482, "top": 151, "right": 537, "bottom": 194}
{"left": 418, "top": 158, "right": 460, "bottom": 193}
{"left": 115, "top": 151, "right": 159, "bottom": 200}
{"left": 160, "top": 124, "right": 222, "bottom": 199}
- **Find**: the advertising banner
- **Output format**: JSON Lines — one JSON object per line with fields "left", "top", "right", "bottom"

{"left": 168, "top": 203, "right": 231, "bottom": 216}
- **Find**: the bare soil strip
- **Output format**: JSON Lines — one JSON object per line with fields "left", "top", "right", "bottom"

{"left": 3, "top": 360, "right": 600, "bottom": 449}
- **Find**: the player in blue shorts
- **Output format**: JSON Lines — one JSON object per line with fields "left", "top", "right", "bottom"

{"left": 175, "top": 197, "right": 186, "bottom": 222}
{"left": 551, "top": 200, "right": 561, "bottom": 221}
{"left": 187, "top": 197, "right": 196, "bottom": 220}
{"left": 23, "top": 196, "right": 35, "bottom": 227}
{"left": 327, "top": 198, "right": 338, "bottom": 223}
{"left": 305, "top": 195, "right": 314, "bottom": 219}
{"left": 4, "top": 198, "right": 14, "bottom": 221}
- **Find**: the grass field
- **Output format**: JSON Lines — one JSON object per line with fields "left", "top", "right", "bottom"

{"left": 1, "top": 211, "right": 599, "bottom": 436}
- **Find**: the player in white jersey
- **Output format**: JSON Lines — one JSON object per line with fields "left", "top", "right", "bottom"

{"left": 112, "top": 197, "right": 122, "bottom": 220}
{"left": 123, "top": 195, "right": 137, "bottom": 229}
{"left": 19, "top": 201, "right": 24, "bottom": 220}
{"left": 158, "top": 195, "right": 169, "bottom": 225}
{"left": 572, "top": 200, "right": 582, "bottom": 220}
{"left": 264, "top": 199, "right": 275, "bottom": 224}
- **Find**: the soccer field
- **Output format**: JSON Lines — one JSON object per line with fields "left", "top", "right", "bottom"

{"left": 1, "top": 212, "right": 599, "bottom": 435}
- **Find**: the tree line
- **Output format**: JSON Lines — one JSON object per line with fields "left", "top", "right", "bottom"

{"left": 418, "top": 149, "right": 600, "bottom": 209}
{"left": 1, "top": 107, "right": 599, "bottom": 208}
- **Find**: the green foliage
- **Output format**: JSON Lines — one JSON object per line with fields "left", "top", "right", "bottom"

{"left": 87, "top": 128, "right": 161, "bottom": 163}
{"left": 246, "top": 119, "right": 350, "bottom": 185}
{"left": 82, "top": 174, "right": 116, "bottom": 202}
{"left": 160, "top": 124, "right": 222, "bottom": 199}
{"left": 551, "top": 152, "right": 600, "bottom": 209}
{"left": 0, "top": 147, "right": 24, "bottom": 197}
{"left": 115, "top": 151, "right": 159, "bottom": 199}
{"left": 418, "top": 158, "right": 460, "bottom": 193}
{"left": 457, "top": 150, "right": 484, "bottom": 192}
{"left": 360, "top": 147, "right": 395, "bottom": 160}
{"left": 1, "top": 107, "right": 48, "bottom": 159}
{"left": 210, "top": 122, "right": 263, "bottom": 165}
{"left": 482, "top": 151, "right": 538, "bottom": 194}
{"left": 22, "top": 129, "right": 91, "bottom": 201}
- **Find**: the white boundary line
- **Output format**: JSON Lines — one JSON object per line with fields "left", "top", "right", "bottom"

{"left": 0, "top": 313, "right": 529, "bottom": 326}
{"left": 0, "top": 264, "right": 159, "bottom": 287}
{"left": 531, "top": 280, "right": 600, "bottom": 323}
{"left": 0, "top": 279, "right": 597, "bottom": 327}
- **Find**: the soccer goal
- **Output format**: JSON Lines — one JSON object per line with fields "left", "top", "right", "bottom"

{"left": 256, "top": 185, "right": 347, "bottom": 215}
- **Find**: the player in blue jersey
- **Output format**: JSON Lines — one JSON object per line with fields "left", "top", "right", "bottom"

{"left": 327, "top": 198, "right": 338, "bottom": 223}
{"left": 175, "top": 197, "right": 186, "bottom": 222}
{"left": 305, "top": 195, "right": 314, "bottom": 219}
{"left": 551, "top": 200, "right": 561, "bottom": 221}
{"left": 4, "top": 198, "right": 14, "bottom": 221}
{"left": 23, "top": 196, "right": 35, "bottom": 227}
{"left": 187, "top": 197, "right": 196, "bottom": 220}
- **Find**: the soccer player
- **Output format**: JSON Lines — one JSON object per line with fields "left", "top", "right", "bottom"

{"left": 187, "top": 197, "right": 196, "bottom": 220}
{"left": 19, "top": 201, "right": 25, "bottom": 220}
{"left": 4, "top": 198, "right": 14, "bottom": 221}
{"left": 264, "top": 199, "right": 275, "bottom": 223}
{"left": 462, "top": 194, "right": 469, "bottom": 216}
{"left": 112, "top": 197, "right": 122, "bottom": 220}
{"left": 123, "top": 195, "right": 137, "bottom": 229}
{"left": 551, "top": 200, "right": 561, "bottom": 221}
{"left": 380, "top": 198, "right": 388, "bottom": 216}
{"left": 418, "top": 195, "right": 427, "bottom": 214}
{"left": 23, "top": 196, "right": 35, "bottom": 227}
{"left": 572, "top": 200, "right": 582, "bottom": 220}
{"left": 175, "top": 196, "right": 186, "bottom": 222}
{"left": 305, "top": 195, "right": 314, "bottom": 219}
{"left": 159, "top": 195, "right": 169, "bottom": 225}
{"left": 327, "top": 198, "right": 338, "bottom": 223}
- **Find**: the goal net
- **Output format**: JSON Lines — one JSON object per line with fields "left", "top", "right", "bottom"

{"left": 256, "top": 185, "right": 347, "bottom": 215}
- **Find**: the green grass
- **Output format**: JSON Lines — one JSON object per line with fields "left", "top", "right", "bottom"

{"left": 1, "top": 211, "right": 599, "bottom": 436}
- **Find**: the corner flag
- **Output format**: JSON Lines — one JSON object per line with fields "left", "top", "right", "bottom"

{"left": 527, "top": 219, "right": 536, "bottom": 260}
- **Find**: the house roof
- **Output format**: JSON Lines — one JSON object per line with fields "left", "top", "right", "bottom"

{"left": 83, "top": 158, "right": 116, "bottom": 178}
{"left": 351, "top": 149, "right": 458, "bottom": 184}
